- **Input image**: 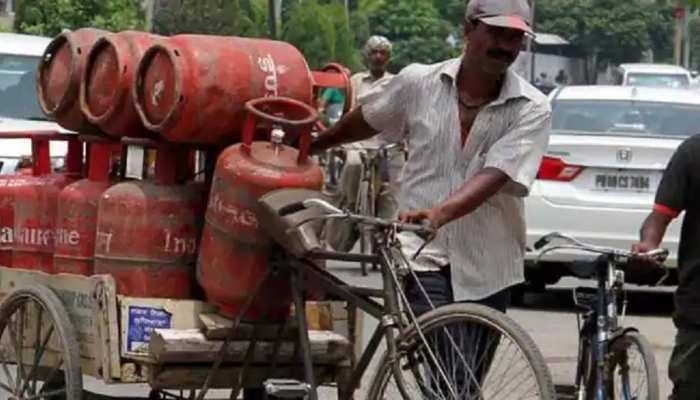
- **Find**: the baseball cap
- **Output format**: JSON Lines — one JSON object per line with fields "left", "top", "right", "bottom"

{"left": 466, "top": 0, "right": 534, "bottom": 36}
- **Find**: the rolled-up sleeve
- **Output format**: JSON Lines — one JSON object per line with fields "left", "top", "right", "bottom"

{"left": 359, "top": 66, "right": 414, "bottom": 143}
{"left": 484, "top": 101, "right": 552, "bottom": 196}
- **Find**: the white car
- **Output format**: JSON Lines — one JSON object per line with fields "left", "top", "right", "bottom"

{"left": 524, "top": 85, "right": 694, "bottom": 288}
{"left": 0, "top": 32, "right": 69, "bottom": 174}
{"left": 615, "top": 63, "right": 692, "bottom": 89}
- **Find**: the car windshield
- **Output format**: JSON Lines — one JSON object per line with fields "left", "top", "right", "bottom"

{"left": 552, "top": 100, "right": 700, "bottom": 137}
{"left": 625, "top": 73, "right": 689, "bottom": 88}
{"left": 0, "top": 54, "right": 45, "bottom": 120}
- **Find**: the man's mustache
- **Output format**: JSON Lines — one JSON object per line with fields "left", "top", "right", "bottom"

{"left": 486, "top": 48, "right": 515, "bottom": 63}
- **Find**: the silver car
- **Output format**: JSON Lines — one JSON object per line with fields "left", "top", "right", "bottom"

{"left": 0, "top": 32, "right": 69, "bottom": 174}
{"left": 524, "top": 85, "right": 694, "bottom": 288}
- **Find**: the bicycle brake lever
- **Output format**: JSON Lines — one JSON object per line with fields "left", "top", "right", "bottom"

{"left": 411, "top": 241, "right": 429, "bottom": 261}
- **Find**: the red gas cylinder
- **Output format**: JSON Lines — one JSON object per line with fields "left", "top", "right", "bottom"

{"left": 54, "top": 138, "right": 120, "bottom": 275}
{"left": 94, "top": 143, "right": 204, "bottom": 298}
{"left": 13, "top": 136, "right": 84, "bottom": 272}
{"left": 312, "top": 63, "right": 353, "bottom": 114}
{"left": 0, "top": 132, "right": 61, "bottom": 267}
{"left": 81, "top": 31, "right": 163, "bottom": 138}
{"left": 197, "top": 97, "right": 323, "bottom": 321}
{"left": 133, "top": 35, "right": 314, "bottom": 144}
{"left": 37, "top": 28, "right": 110, "bottom": 132}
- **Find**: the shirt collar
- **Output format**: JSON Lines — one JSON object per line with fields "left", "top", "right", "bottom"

{"left": 360, "top": 70, "right": 392, "bottom": 82}
{"left": 439, "top": 56, "right": 532, "bottom": 105}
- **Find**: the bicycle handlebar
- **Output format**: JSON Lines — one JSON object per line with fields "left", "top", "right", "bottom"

{"left": 534, "top": 232, "right": 669, "bottom": 262}
{"left": 279, "top": 198, "right": 435, "bottom": 240}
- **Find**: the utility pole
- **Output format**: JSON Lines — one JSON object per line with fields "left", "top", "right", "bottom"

{"left": 268, "top": 0, "right": 277, "bottom": 38}
{"left": 674, "top": 2, "right": 685, "bottom": 66}
{"left": 527, "top": 0, "right": 537, "bottom": 83}
{"left": 683, "top": 4, "right": 691, "bottom": 68}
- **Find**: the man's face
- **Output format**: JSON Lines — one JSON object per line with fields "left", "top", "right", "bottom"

{"left": 465, "top": 20, "right": 525, "bottom": 75}
{"left": 367, "top": 48, "right": 391, "bottom": 73}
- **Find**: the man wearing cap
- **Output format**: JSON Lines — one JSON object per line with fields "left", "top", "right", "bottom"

{"left": 325, "top": 35, "right": 401, "bottom": 253}
{"left": 314, "top": 0, "right": 549, "bottom": 310}
{"left": 312, "top": 0, "right": 549, "bottom": 388}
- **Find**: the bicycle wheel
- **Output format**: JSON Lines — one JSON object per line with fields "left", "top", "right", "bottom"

{"left": 0, "top": 284, "right": 82, "bottom": 400}
{"left": 606, "top": 331, "right": 659, "bottom": 400}
{"left": 368, "top": 303, "right": 556, "bottom": 400}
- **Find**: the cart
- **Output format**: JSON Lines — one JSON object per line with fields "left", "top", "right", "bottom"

{"left": 0, "top": 266, "right": 356, "bottom": 399}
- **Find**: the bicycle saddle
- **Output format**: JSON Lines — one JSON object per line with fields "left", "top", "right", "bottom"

{"left": 256, "top": 188, "right": 329, "bottom": 258}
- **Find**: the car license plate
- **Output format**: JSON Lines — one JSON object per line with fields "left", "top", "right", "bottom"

{"left": 594, "top": 173, "right": 654, "bottom": 192}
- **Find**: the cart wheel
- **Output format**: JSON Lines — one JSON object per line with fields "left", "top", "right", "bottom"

{"left": 0, "top": 284, "right": 82, "bottom": 399}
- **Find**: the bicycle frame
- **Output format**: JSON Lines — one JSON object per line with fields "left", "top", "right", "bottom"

{"left": 573, "top": 256, "right": 629, "bottom": 400}
{"left": 284, "top": 239, "right": 414, "bottom": 399}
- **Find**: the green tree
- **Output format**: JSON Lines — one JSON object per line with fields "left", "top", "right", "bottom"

{"left": 282, "top": 0, "right": 361, "bottom": 70}
{"left": 324, "top": 3, "right": 362, "bottom": 71}
{"left": 282, "top": 1, "right": 335, "bottom": 69}
{"left": 368, "top": 0, "right": 454, "bottom": 72}
{"left": 153, "top": 0, "right": 265, "bottom": 37}
{"left": 536, "top": 0, "right": 674, "bottom": 81}
{"left": 14, "top": 0, "right": 145, "bottom": 37}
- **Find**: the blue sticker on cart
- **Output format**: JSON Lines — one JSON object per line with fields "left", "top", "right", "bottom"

{"left": 127, "top": 306, "right": 172, "bottom": 352}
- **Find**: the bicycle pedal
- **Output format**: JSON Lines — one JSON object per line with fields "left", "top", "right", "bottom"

{"left": 263, "top": 379, "right": 311, "bottom": 398}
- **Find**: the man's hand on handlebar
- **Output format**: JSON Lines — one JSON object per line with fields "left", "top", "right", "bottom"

{"left": 628, "top": 241, "right": 669, "bottom": 286}
{"left": 399, "top": 207, "right": 447, "bottom": 232}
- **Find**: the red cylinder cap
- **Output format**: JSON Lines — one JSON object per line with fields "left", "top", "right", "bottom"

{"left": 38, "top": 34, "right": 74, "bottom": 116}
{"left": 82, "top": 37, "right": 122, "bottom": 123}
{"left": 134, "top": 44, "right": 183, "bottom": 131}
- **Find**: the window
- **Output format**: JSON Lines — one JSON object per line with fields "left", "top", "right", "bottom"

{"left": 625, "top": 73, "right": 690, "bottom": 89}
{"left": 552, "top": 100, "right": 700, "bottom": 138}
{"left": 0, "top": 54, "right": 45, "bottom": 120}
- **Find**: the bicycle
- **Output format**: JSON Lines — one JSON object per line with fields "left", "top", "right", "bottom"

{"left": 534, "top": 232, "right": 669, "bottom": 400}
{"left": 354, "top": 142, "right": 404, "bottom": 276}
{"left": 256, "top": 190, "right": 556, "bottom": 399}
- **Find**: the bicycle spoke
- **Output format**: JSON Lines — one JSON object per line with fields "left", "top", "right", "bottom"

{"left": 19, "top": 323, "right": 54, "bottom": 397}
{"left": 39, "top": 356, "right": 64, "bottom": 395}
{"left": 7, "top": 311, "right": 26, "bottom": 391}
{"left": 31, "top": 306, "right": 44, "bottom": 397}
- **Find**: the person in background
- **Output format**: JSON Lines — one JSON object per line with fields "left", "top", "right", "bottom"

{"left": 325, "top": 35, "right": 399, "bottom": 253}
{"left": 632, "top": 134, "right": 700, "bottom": 400}
{"left": 318, "top": 87, "right": 346, "bottom": 126}
{"left": 555, "top": 69, "right": 568, "bottom": 85}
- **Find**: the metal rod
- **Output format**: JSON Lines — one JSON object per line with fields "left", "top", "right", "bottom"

{"left": 291, "top": 270, "right": 318, "bottom": 400}
{"left": 290, "top": 259, "right": 384, "bottom": 319}
{"left": 347, "top": 324, "right": 385, "bottom": 394}
{"left": 195, "top": 272, "right": 272, "bottom": 400}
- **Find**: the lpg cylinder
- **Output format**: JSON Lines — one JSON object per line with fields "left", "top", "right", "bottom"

{"left": 0, "top": 134, "right": 57, "bottom": 267}
{"left": 37, "top": 28, "right": 110, "bottom": 132}
{"left": 133, "top": 35, "right": 314, "bottom": 144}
{"left": 81, "top": 31, "right": 163, "bottom": 138}
{"left": 54, "top": 138, "right": 119, "bottom": 275}
{"left": 13, "top": 136, "right": 84, "bottom": 272}
{"left": 94, "top": 144, "right": 204, "bottom": 298}
{"left": 197, "top": 97, "right": 322, "bottom": 321}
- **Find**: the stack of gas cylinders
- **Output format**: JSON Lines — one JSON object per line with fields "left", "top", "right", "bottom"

{"left": 0, "top": 28, "right": 352, "bottom": 322}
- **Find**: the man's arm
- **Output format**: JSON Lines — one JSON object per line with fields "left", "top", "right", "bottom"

{"left": 400, "top": 168, "right": 509, "bottom": 229}
{"left": 632, "top": 211, "right": 673, "bottom": 252}
{"left": 311, "top": 107, "right": 378, "bottom": 154}
{"left": 402, "top": 101, "right": 551, "bottom": 229}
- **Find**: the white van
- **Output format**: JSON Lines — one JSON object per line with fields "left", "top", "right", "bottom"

{"left": 615, "top": 63, "right": 692, "bottom": 89}
{"left": 0, "top": 32, "right": 69, "bottom": 174}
